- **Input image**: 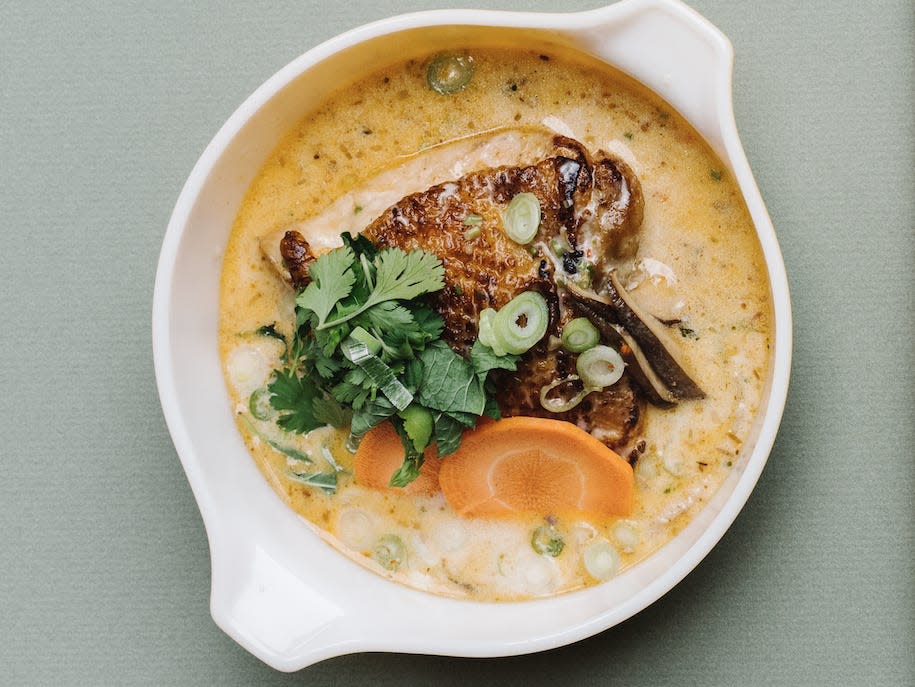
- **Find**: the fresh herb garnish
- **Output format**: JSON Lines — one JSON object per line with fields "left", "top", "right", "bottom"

{"left": 254, "top": 234, "right": 515, "bottom": 487}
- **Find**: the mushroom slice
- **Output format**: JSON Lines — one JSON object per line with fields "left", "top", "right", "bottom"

{"left": 604, "top": 271, "right": 704, "bottom": 400}
{"left": 567, "top": 294, "right": 677, "bottom": 407}
{"left": 565, "top": 278, "right": 705, "bottom": 402}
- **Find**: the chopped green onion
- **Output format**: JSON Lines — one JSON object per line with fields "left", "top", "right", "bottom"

{"left": 491, "top": 291, "right": 548, "bottom": 354}
{"left": 501, "top": 192, "right": 541, "bottom": 245}
{"left": 239, "top": 414, "right": 313, "bottom": 463}
{"left": 463, "top": 213, "right": 483, "bottom": 225}
{"left": 539, "top": 375, "right": 593, "bottom": 413}
{"left": 583, "top": 538, "right": 620, "bottom": 581}
{"left": 561, "top": 318, "right": 600, "bottom": 353}
{"left": 426, "top": 54, "right": 475, "bottom": 95}
{"left": 372, "top": 534, "right": 406, "bottom": 570}
{"left": 321, "top": 445, "right": 346, "bottom": 473}
{"left": 611, "top": 520, "right": 640, "bottom": 554}
{"left": 576, "top": 345, "right": 625, "bottom": 389}
{"left": 477, "top": 307, "right": 506, "bottom": 356}
{"left": 531, "top": 525, "right": 565, "bottom": 557}
{"left": 549, "top": 235, "right": 572, "bottom": 257}
{"left": 340, "top": 338, "right": 413, "bottom": 410}
{"left": 463, "top": 226, "right": 481, "bottom": 241}
{"left": 287, "top": 469, "right": 337, "bottom": 494}
{"left": 248, "top": 387, "right": 277, "bottom": 421}
{"left": 575, "top": 260, "right": 594, "bottom": 289}
{"left": 348, "top": 326, "right": 382, "bottom": 356}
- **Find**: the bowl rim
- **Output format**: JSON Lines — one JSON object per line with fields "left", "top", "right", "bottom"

{"left": 153, "top": 0, "right": 792, "bottom": 671}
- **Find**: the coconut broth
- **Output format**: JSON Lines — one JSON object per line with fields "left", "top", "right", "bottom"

{"left": 218, "top": 48, "right": 772, "bottom": 601}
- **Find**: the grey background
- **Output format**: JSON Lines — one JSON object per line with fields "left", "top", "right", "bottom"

{"left": 1, "top": 0, "right": 912, "bottom": 684}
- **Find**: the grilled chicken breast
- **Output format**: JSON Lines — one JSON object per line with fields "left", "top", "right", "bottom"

{"left": 276, "top": 135, "right": 648, "bottom": 454}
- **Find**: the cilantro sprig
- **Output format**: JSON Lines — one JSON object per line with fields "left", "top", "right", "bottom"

{"left": 258, "top": 233, "right": 517, "bottom": 488}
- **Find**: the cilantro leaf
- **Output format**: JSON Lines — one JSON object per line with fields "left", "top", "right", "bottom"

{"left": 355, "top": 300, "right": 415, "bottom": 332}
{"left": 312, "top": 394, "right": 352, "bottom": 429}
{"left": 267, "top": 369, "right": 323, "bottom": 434}
{"left": 417, "top": 341, "right": 486, "bottom": 416}
{"left": 373, "top": 248, "right": 445, "bottom": 303}
{"left": 296, "top": 245, "right": 356, "bottom": 327}
{"left": 316, "top": 247, "right": 444, "bottom": 330}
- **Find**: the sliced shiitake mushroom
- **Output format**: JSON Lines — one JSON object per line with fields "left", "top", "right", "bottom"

{"left": 565, "top": 276, "right": 705, "bottom": 403}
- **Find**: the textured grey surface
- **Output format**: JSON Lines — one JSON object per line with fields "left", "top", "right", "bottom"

{"left": 1, "top": 0, "right": 912, "bottom": 684}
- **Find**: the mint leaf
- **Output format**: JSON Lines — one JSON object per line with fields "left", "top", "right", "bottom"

{"left": 348, "top": 396, "right": 396, "bottom": 447}
{"left": 417, "top": 341, "right": 486, "bottom": 416}
{"left": 388, "top": 416, "right": 424, "bottom": 487}
{"left": 296, "top": 245, "right": 356, "bottom": 327}
{"left": 470, "top": 338, "right": 520, "bottom": 377}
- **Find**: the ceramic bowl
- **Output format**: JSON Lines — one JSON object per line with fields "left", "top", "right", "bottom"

{"left": 153, "top": 0, "right": 791, "bottom": 671}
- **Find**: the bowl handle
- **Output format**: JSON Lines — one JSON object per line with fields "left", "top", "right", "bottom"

{"left": 566, "top": 0, "right": 735, "bottom": 159}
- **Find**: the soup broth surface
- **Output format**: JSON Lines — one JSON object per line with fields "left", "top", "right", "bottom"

{"left": 219, "top": 48, "right": 772, "bottom": 601}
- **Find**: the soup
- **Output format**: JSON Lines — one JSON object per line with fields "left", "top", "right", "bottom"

{"left": 218, "top": 47, "right": 772, "bottom": 601}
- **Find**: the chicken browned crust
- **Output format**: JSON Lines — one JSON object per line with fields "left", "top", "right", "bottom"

{"left": 278, "top": 136, "right": 647, "bottom": 454}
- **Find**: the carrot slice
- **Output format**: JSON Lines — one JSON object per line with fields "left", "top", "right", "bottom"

{"left": 438, "top": 416, "right": 633, "bottom": 518}
{"left": 353, "top": 421, "right": 441, "bottom": 495}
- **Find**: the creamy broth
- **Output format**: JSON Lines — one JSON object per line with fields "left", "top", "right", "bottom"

{"left": 219, "top": 48, "right": 772, "bottom": 601}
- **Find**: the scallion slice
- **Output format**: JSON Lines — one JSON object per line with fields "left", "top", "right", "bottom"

{"left": 561, "top": 317, "right": 599, "bottom": 353}
{"left": 583, "top": 538, "right": 620, "bottom": 581}
{"left": 372, "top": 534, "right": 406, "bottom": 570}
{"left": 341, "top": 338, "right": 414, "bottom": 410}
{"left": 477, "top": 307, "right": 506, "bottom": 356}
{"left": 576, "top": 345, "right": 625, "bottom": 389}
{"left": 501, "top": 192, "right": 541, "bottom": 245}
{"left": 426, "top": 54, "right": 475, "bottom": 95}
{"left": 248, "top": 387, "right": 276, "bottom": 421}
{"left": 491, "top": 291, "right": 548, "bottom": 354}
{"left": 531, "top": 525, "right": 565, "bottom": 557}
{"left": 539, "top": 375, "right": 593, "bottom": 413}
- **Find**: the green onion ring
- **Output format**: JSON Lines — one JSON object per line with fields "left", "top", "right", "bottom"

{"left": 492, "top": 291, "right": 548, "bottom": 354}
{"left": 576, "top": 345, "right": 625, "bottom": 389}
{"left": 501, "top": 192, "right": 541, "bottom": 245}
{"left": 561, "top": 317, "right": 600, "bottom": 353}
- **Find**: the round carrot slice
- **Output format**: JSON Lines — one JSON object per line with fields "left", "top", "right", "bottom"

{"left": 353, "top": 421, "right": 441, "bottom": 495}
{"left": 438, "top": 416, "right": 633, "bottom": 518}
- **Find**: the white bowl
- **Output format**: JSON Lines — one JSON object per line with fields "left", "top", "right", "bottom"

{"left": 153, "top": 0, "right": 791, "bottom": 672}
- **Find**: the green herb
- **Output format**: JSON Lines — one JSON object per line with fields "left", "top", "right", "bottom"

{"left": 417, "top": 341, "right": 486, "bottom": 416}
{"left": 287, "top": 469, "right": 337, "bottom": 494}
{"left": 317, "top": 247, "right": 444, "bottom": 330}
{"left": 679, "top": 326, "right": 698, "bottom": 339}
{"left": 256, "top": 233, "right": 516, "bottom": 487}
{"left": 254, "top": 323, "right": 286, "bottom": 346}
{"left": 268, "top": 368, "right": 323, "bottom": 434}
{"left": 296, "top": 245, "right": 357, "bottom": 328}
{"left": 623, "top": 131, "right": 633, "bottom": 140}
{"left": 531, "top": 525, "right": 565, "bottom": 557}
{"left": 710, "top": 169, "right": 723, "bottom": 181}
